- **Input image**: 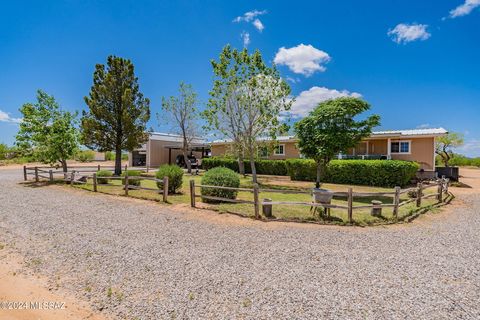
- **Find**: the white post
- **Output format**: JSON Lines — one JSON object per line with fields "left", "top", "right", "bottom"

{"left": 387, "top": 138, "right": 391, "bottom": 160}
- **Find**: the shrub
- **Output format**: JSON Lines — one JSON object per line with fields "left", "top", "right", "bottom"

{"left": 201, "top": 167, "right": 240, "bottom": 203}
{"left": 76, "top": 150, "right": 95, "bottom": 162}
{"left": 202, "top": 157, "right": 287, "bottom": 175}
{"left": 285, "top": 159, "right": 317, "bottom": 181}
{"left": 286, "top": 159, "right": 419, "bottom": 187}
{"left": 121, "top": 170, "right": 142, "bottom": 186}
{"left": 105, "top": 151, "right": 114, "bottom": 161}
{"left": 96, "top": 170, "right": 113, "bottom": 184}
{"left": 156, "top": 164, "right": 184, "bottom": 194}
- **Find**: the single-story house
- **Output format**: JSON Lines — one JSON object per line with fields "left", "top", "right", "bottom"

{"left": 128, "top": 132, "right": 210, "bottom": 167}
{"left": 211, "top": 128, "right": 447, "bottom": 172}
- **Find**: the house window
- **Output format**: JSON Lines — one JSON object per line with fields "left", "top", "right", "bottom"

{"left": 274, "top": 144, "right": 285, "bottom": 155}
{"left": 391, "top": 141, "right": 410, "bottom": 154}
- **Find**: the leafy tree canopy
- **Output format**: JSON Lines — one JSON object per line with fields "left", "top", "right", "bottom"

{"left": 435, "top": 132, "right": 464, "bottom": 167}
{"left": 15, "top": 90, "right": 79, "bottom": 171}
{"left": 295, "top": 97, "right": 380, "bottom": 187}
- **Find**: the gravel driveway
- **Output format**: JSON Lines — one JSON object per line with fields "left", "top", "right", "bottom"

{"left": 0, "top": 168, "right": 479, "bottom": 319}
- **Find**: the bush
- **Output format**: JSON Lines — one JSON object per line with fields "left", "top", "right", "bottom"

{"left": 121, "top": 170, "right": 142, "bottom": 186}
{"left": 105, "top": 151, "right": 114, "bottom": 161}
{"left": 202, "top": 157, "right": 287, "bottom": 175}
{"left": 285, "top": 159, "right": 317, "bottom": 182}
{"left": 156, "top": 164, "right": 184, "bottom": 194}
{"left": 201, "top": 167, "right": 240, "bottom": 203}
{"left": 286, "top": 159, "right": 419, "bottom": 187}
{"left": 76, "top": 150, "right": 95, "bottom": 162}
{"left": 96, "top": 170, "right": 113, "bottom": 184}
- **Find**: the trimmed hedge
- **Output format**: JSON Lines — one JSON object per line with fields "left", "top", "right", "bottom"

{"left": 201, "top": 167, "right": 240, "bottom": 203}
{"left": 202, "top": 157, "right": 287, "bottom": 176}
{"left": 286, "top": 159, "right": 419, "bottom": 187}
{"left": 121, "top": 170, "right": 142, "bottom": 186}
{"left": 156, "top": 164, "right": 184, "bottom": 194}
{"left": 96, "top": 170, "right": 113, "bottom": 184}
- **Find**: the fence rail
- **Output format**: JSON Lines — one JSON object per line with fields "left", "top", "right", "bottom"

{"left": 189, "top": 177, "right": 451, "bottom": 223}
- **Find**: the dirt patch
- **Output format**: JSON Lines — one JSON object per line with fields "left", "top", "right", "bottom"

{"left": 0, "top": 250, "right": 110, "bottom": 320}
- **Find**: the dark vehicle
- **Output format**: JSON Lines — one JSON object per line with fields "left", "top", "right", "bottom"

{"left": 176, "top": 154, "right": 199, "bottom": 169}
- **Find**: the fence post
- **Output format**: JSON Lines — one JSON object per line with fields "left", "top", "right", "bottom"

{"left": 93, "top": 173, "right": 98, "bottom": 192}
{"left": 347, "top": 188, "right": 353, "bottom": 224}
{"left": 97, "top": 164, "right": 101, "bottom": 171}
{"left": 190, "top": 180, "right": 196, "bottom": 207}
{"left": 416, "top": 182, "right": 423, "bottom": 207}
{"left": 437, "top": 179, "right": 443, "bottom": 202}
{"left": 163, "top": 176, "right": 169, "bottom": 203}
{"left": 393, "top": 186, "right": 400, "bottom": 220}
{"left": 124, "top": 171, "right": 129, "bottom": 196}
{"left": 71, "top": 171, "right": 75, "bottom": 187}
{"left": 124, "top": 164, "right": 128, "bottom": 172}
{"left": 34, "top": 167, "right": 39, "bottom": 182}
{"left": 49, "top": 170, "right": 53, "bottom": 182}
{"left": 23, "top": 166, "right": 27, "bottom": 181}
{"left": 253, "top": 183, "right": 260, "bottom": 219}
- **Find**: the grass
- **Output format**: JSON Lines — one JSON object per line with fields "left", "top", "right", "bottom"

{"left": 68, "top": 171, "right": 442, "bottom": 226}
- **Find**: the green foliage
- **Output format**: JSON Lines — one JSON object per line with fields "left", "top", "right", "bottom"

{"left": 15, "top": 90, "right": 79, "bottom": 171}
{"left": 435, "top": 132, "right": 464, "bottom": 167}
{"left": 121, "top": 170, "right": 142, "bottom": 186}
{"left": 285, "top": 159, "right": 318, "bottom": 181}
{"left": 75, "top": 150, "right": 95, "bottom": 162}
{"left": 96, "top": 170, "right": 113, "bottom": 184}
{"left": 121, "top": 153, "right": 128, "bottom": 160}
{"left": 201, "top": 167, "right": 240, "bottom": 203}
{"left": 204, "top": 45, "right": 292, "bottom": 182}
{"left": 286, "top": 159, "right": 419, "bottom": 187}
{"left": 81, "top": 55, "right": 150, "bottom": 175}
{"left": 0, "top": 143, "right": 10, "bottom": 160}
{"left": 294, "top": 97, "right": 380, "bottom": 186}
{"left": 438, "top": 153, "right": 480, "bottom": 167}
{"left": 202, "top": 157, "right": 287, "bottom": 175}
{"left": 105, "top": 151, "right": 114, "bottom": 161}
{"left": 155, "top": 164, "right": 184, "bottom": 194}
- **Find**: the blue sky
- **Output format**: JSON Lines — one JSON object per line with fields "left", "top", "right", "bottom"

{"left": 1, "top": 0, "right": 479, "bottom": 155}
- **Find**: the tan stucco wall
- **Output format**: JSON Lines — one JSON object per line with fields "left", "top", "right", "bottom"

{"left": 390, "top": 137, "right": 435, "bottom": 170}
{"left": 211, "top": 137, "right": 436, "bottom": 169}
{"left": 211, "top": 141, "right": 300, "bottom": 160}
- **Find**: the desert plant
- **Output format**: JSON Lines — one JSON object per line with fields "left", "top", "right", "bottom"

{"left": 96, "top": 170, "right": 113, "bottom": 184}
{"left": 156, "top": 164, "right": 184, "bottom": 194}
{"left": 201, "top": 167, "right": 240, "bottom": 203}
{"left": 121, "top": 170, "right": 142, "bottom": 186}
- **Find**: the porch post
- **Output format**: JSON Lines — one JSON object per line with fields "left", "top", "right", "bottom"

{"left": 168, "top": 148, "right": 172, "bottom": 165}
{"left": 387, "top": 138, "right": 391, "bottom": 160}
{"left": 366, "top": 141, "right": 369, "bottom": 155}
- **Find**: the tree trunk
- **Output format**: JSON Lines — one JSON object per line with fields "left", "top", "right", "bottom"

{"left": 184, "top": 147, "right": 192, "bottom": 174}
{"left": 249, "top": 152, "right": 257, "bottom": 184}
{"left": 238, "top": 158, "right": 245, "bottom": 176}
{"left": 114, "top": 147, "right": 122, "bottom": 176}
{"left": 315, "top": 161, "right": 322, "bottom": 189}
{"left": 61, "top": 160, "right": 68, "bottom": 173}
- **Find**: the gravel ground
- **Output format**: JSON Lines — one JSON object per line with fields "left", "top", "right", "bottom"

{"left": 0, "top": 168, "right": 479, "bottom": 320}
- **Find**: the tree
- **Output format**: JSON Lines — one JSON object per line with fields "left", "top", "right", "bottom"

{"left": 160, "top": 82, "right": 200, "bottom": 174}
{"left": 294, "top": 97, "right": 380, "bottom": 188}
{"left": 0, "top": 143, "right": 10, "bottom": 160}
{"left": 204, "top": 45, "right": 292, "bottom": 183}
{"left": 15, "top": 90, "right": 79, "bottom": 172}
{"left": 435, "top": 132, "right": 464, "bottom": 167}
{"left": 81, "top": 56, "right": 150, "bottom": 175}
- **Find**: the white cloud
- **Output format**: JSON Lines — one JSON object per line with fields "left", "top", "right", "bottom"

{"left": 0, "top": 110, "right": 22, "bottom": 123}
{"left": 289, "top": 86, "right": 362, "bottom": 117}
{"left": 274, "top": 44, "right": 331, "bottom": 76}
{"left": 252, "top": 19, "right": 264, "bottom": 32}
{"left": 454, "top": 139, "right": 480, "bottom": 157}
{"left": 388, "top": 23, "right": 431, "bottom": 44}
{"left": 449, "top": 0, "right": 480, "bottom": 18}
{"left": 233, "top": 10, "right": 267, "bottom": 23}
{"left": 241, "top": 31, "right": 250, "bottom": 47}
{"left": 286, "top": 76, "right": 300, "bottom": 84}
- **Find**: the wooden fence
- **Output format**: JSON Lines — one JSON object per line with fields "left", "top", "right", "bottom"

{"left": 24, "top": 165, "right": 170, "bottom": 202}
{"left": 189, "top": 178, "right": 450, "bottom": 222}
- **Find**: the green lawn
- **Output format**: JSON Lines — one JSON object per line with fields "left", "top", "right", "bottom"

{"left": 72, "top": 171, "right": 444, "bottom": 226}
